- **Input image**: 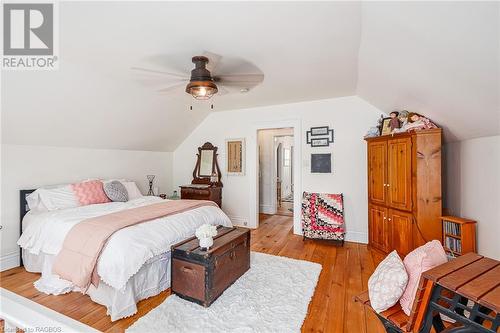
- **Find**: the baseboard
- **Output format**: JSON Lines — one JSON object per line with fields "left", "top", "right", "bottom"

{"left": 228, "top": 215, "right": 253, "bottom": 228}
{"left": 259, "top": 204, "right": 275, "bottom": 215}
{"left": 345, "top": 231, "right": 368, "bottom": 244}
{"left": 1, "top": 251, "right": 20, "bottom": 271}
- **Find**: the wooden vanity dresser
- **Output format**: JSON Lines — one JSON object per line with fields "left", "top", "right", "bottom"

{"left": 180, "top": 142, "right": 223, "bottom": 208}
{"left": 180, "top": 184, "right": 222, "bottom": 208}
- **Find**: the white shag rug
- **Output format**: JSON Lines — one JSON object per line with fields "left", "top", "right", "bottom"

{"left": 126, "top": 252, "right": 322, "bottom": 333}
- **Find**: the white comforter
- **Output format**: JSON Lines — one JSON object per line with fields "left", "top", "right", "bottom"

{"left": 18, "top": 197, "right": 232, "bottom": 291}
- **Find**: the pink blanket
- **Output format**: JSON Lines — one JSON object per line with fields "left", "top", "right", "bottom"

{"left": 52, "top": 199, "right": 217, "bottom": 292}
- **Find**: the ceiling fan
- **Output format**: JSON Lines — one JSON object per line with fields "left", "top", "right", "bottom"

{"left": 131, "top": 52, "right": 264, "bottom": 100}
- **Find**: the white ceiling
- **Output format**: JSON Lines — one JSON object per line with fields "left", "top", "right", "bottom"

{"left": 1, "top": 1, "right": 498, "bottom": 151}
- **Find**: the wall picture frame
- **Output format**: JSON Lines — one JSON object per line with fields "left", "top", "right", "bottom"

{"left": 226, "top": 138, "right": 245, "bottom": 176}
{"left": 310, "top": 126, "right": 329, "bottom": 136}
{"left": 311, "top": 153, "right": 332, "bottom": 173}
{"left": 311, "top": 138, "right": 329, "bottom": 147}
{"left": 306, "top": 126, "right": 334, "bottom": 147}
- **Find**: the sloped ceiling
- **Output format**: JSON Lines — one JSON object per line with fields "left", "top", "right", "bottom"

{"left": 1, "top": 1, "right": 361, "bottom": 151}
{"left": 357, "top": 1, "right": 499, "bottom": 142}
{"left": 1, "top": 1, "right": 498, "bottom": 151}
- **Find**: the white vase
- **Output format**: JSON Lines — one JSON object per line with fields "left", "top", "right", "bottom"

{"left": 199, "top": 237, "right": 213, "bottom": 250}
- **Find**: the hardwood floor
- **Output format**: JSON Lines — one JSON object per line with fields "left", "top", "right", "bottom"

{"left": 275, "top": 201, "right": 293, "bottom": 216}
{"left": 0, "top": 214, "right": 386, "bottom": 333}
{"left": 254, "top": 214, "right": 386, "bottom": 333}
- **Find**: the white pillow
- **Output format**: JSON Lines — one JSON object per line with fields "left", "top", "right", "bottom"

{"left": 368, "top": 251, "right": 408, "bottom": 313}
{"left": 121, "top": 181, "right": 143, "bottom": 200}
{"left": 26, "top": 183, "right": 68, "bottom": 212}
{"left": 26, "top": 190, "right": 49, "bottom": 212}
{"left": 38, "top": 185, "right": 80, "bottom": 211}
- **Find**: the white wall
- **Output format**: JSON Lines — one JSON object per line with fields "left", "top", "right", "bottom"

{"left": 444, "top": 136, "right": 500, "bottom": 259}
{"left": 173, "top": 96, "right": 381, "bottom": 243}
{"left": 0, "top": 144, "right": 172, "bottom": 270}
{"left": 258, "top": 128, "right": 293, "bottom": 214}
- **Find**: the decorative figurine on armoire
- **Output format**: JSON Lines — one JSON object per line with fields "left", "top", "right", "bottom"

{"left": 389, "top": 111, "right": 401, "bottom": 132}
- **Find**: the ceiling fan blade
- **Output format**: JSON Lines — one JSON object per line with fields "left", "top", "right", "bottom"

{"left": 216, "top": 73, "right": 264, "bottom": 84}
{"left": 203, "top": 51, "right": 222, "bottom": 73}
{"left": 157, "top": 82, "right": 186, "bottom": 93}
{"left": 216, "top": 85, "right": 230, "bottom": 95}
{"left": 131, "top": 66, "right": 188, "bottom": 79}
{"left": 216, "top": 74, "right": 264, "bottom": 89}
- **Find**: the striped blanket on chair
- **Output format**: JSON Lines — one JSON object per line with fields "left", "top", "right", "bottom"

{"left": 301, "top": 192, "right": 345, "bottom": 242}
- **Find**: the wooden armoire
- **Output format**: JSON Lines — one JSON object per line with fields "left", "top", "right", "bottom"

{"left": 365, "top": 129, "right": 442, "bottom": 256}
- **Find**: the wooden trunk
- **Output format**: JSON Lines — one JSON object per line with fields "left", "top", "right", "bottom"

{"left": 366, "top": 129, "right": 442, "bottom": 255}
{"left": 171, "top": 227, "right": 250, "bottom": 307}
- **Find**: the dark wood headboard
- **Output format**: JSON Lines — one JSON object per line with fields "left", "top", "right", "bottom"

{"left": 19, "top": 189, "right": 36, "bottom": 266}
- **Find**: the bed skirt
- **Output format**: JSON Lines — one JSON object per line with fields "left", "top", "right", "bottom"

{"left": 23, "top": 250, "right": 171, "bottom": 321}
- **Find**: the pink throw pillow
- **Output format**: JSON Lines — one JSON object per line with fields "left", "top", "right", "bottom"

{"left": 400, "top": 240, "right": 447, "bottom": 315}
{"left": 72, "top": 180, "right": 111, "bottom": 206}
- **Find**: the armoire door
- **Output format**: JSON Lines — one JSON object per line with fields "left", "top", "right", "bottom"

{"left": 369, "top": 204, "right": 390, "bottom": 252}
{"left": 390, "top": 209, "right": 413, "bottom": 256}
{"left": 387, "top": 138, "right": 412, "bottom": 211}
{"left": 368, "top": 141, "right": 387, "bottom": 206}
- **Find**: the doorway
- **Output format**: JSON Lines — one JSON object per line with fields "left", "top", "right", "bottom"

{"left": 250, "top": 119, "right": 301, "bottom": 234}
{"left": 258, "top": 128, "right": 294, "bottom": 220}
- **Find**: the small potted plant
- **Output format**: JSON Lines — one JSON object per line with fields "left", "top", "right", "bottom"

{"left": 195, "top": 224, "right": 218, "bottom": 250}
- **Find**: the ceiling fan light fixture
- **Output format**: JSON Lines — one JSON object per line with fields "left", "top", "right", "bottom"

{"left": 185, "top": 80, "right": 218, "bottom": 100}
{"left": 185, "top": 56, "right": 218, "bottom": 100}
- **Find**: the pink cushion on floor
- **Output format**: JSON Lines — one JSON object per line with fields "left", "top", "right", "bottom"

{"left": 400, "top": 240, "right": 448, "bottom": 315}
{"left": 72, "top": 180, "right": 111, "bottom": 206}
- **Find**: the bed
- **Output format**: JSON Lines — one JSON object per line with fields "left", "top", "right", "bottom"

{"left": 18, "top": 189, "right": 232, "bottom": 321}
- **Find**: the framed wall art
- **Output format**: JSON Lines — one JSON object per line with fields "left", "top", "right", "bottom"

{"left": 311, "top": 138, "right": 330, "bottom": 147}
{"left": 226, "top": 138, "right": 245, "bottom": 175}
{"left": 311, "top": 153, "right": 332, "bottom": 173}
{"left": 306, "top": 126, "right": 334, "bottom": 147}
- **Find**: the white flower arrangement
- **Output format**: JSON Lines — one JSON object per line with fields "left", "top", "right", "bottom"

{"left": 195, "top": 224, "right": 218, "bottom": 240}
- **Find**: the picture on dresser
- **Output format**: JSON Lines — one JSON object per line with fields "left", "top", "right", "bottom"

{"left": 226, "top": 138, "right": 245, "bottom": 176}
{"left": 380, "top": 117, "right": 392, "bottom": 136}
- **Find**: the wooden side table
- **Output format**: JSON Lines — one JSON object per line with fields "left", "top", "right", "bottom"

{"left": 419, "top": 253, "right": 499, "bottom": 332}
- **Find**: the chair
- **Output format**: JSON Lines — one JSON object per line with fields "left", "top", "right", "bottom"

{"left": 354, "top": 278, "right": 443, "bottom": 333}
{"left": 301, "top": 192, "right": 344, "bottom": 245}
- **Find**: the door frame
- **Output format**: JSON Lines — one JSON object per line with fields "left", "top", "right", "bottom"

{"left": 250, "top": 119, "right": 302, "bottom": 234}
